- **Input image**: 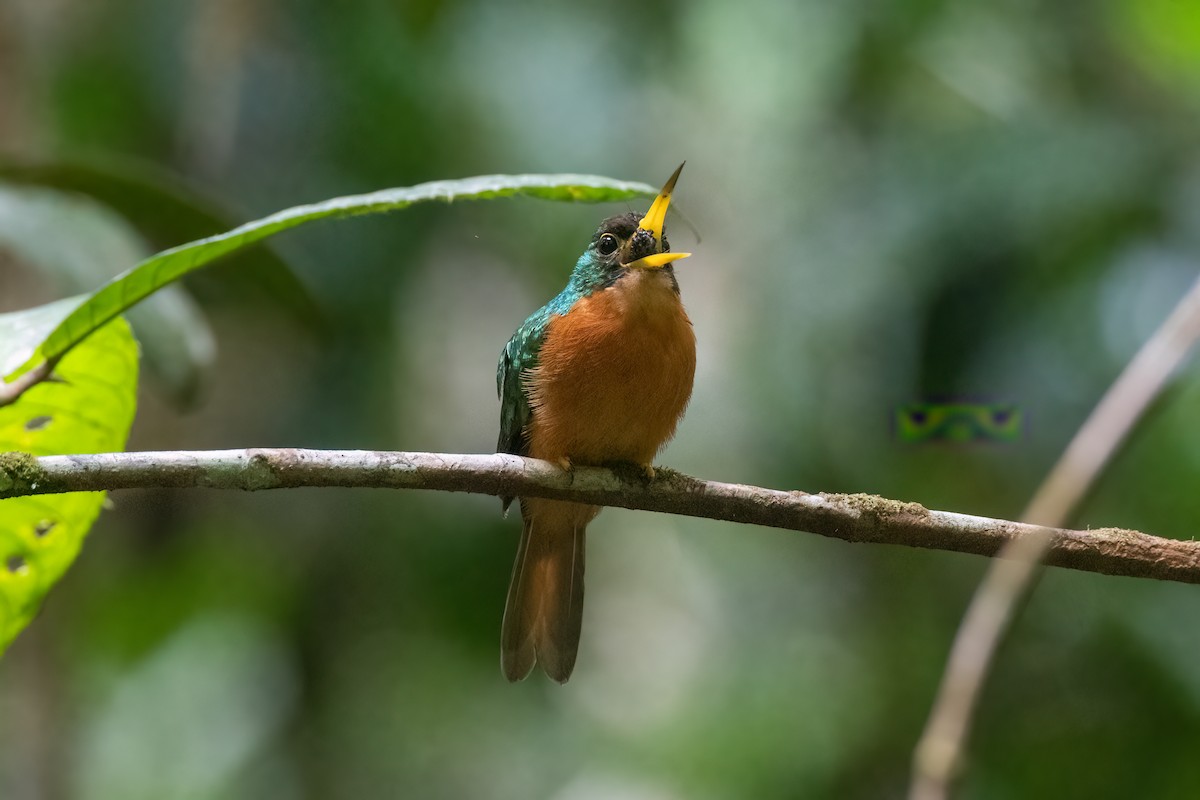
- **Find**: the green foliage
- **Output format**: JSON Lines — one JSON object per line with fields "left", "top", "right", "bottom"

{"left": 4, "top": 0, "right": 1200, "bottom": 795}
{"left": 0, "top": 157, "right": 322, "bottom": 328}
{"left": 0, "top": 297, "right": 82, "bottom": 378}
{"left": 0, "top": 171, "right": 654, "bottom": 659}
{"left": 0, "top": 311, "right": 138, "bottom": 654}
{"left": 0, "top": 184, "right": 213, "bottom": 404}
{"left": 24, "top": 174, "right": 655, "bottom": 374}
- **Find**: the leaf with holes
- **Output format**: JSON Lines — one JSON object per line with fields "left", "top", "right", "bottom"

{"left": 0, "top": 305, "right": 138, "bottom": 654}
{"left": 12, "top": 173, "right": 657, "bottom": 375}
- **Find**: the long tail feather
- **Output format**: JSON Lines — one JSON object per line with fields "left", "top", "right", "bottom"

{"left": 501, "top": 517, "right": 537, "bottom": 681}
{"left": 501, "top": 501, "right": 588, "bottom": 683}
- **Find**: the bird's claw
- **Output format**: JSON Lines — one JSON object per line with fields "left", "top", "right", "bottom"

{"left": 608, "top": 460, "right": 656, "bottom": 486}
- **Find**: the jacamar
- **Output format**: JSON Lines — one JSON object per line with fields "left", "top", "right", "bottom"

{"left": 496, "top": 164, "right": 696, "bottom": 682}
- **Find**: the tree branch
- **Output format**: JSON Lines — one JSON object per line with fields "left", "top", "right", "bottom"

{"left": 2, "top": 448, "right": 1198, "bottom": 584}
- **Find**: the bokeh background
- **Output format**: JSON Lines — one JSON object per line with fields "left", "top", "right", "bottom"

{"left": 3, "top": 0, "right": 1200, "bottom": 797}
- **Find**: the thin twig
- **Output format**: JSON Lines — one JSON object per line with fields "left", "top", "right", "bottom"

{"left": 0, "top": 356, "right": 59, "bottom": 409}
{"left": 910, "top": 274, "right": 1200, "bottom": 800}
{"left": 1, "top": 448, "right": 1199, "bottom": 583}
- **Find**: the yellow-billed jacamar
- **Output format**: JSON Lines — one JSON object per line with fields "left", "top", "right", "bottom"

{"left": 496, "top": 164, "right": 695, "bottom": 682}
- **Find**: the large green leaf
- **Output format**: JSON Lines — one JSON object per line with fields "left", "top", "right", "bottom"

{"left": 22, "top": 174, "right": 656, "bottom": 371}
{"left": 0, "top": 184, "right": 214, "bottom": 404}
{"left": 0, "top": 306, "right": 138, "bottom": 654}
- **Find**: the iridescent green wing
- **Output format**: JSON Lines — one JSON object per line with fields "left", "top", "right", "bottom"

{"left": 496, "top": 317, "right": 548, "bottom": 514}
{"left": 496, "top": 317, "right": 546, "bottom": 458}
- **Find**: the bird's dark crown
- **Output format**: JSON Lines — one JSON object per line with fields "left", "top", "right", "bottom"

{"left": 591, "top": 213, "right": 640, "bottom": 243}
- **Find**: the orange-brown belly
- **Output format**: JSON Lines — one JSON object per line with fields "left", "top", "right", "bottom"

{"left": 525, "top": 275, "right": 696, "bottom": 467}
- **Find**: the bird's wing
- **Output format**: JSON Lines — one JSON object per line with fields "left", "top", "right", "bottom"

{"left": 496, "top": 320, "right": 543, "bottom": 458}
{"left": 497, "top": 318, "right": 547, "bottom": 515}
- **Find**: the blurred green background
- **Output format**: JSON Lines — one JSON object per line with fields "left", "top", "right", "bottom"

{"left": 3, "top": 0, "right": 1200, "bottom": 797}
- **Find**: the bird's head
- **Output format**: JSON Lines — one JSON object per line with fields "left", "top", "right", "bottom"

{"left": 571, "top": 163, "right": 691, "bottom": 290}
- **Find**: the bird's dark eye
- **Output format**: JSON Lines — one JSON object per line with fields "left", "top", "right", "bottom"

{"left": 597, "top": 233, "right": 619, "bottom": 256}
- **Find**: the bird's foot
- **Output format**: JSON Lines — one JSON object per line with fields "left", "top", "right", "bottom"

{"left": 556, "top": 456, "right": 575, "bottom": 484}
{"left": 608, "top": 460, "right": 657, "bottom": 486}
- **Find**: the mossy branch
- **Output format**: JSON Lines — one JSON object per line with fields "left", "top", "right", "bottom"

{"left": 1, "top": 448, "right": 1197, "bottom": 584}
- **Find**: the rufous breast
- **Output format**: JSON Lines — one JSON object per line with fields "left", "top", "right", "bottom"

{"left": 526, "top": 268, "right": 696, "bottom": 467}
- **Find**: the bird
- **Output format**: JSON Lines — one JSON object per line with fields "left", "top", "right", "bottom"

{"left": 495, "top": 164, "right": 696, "bottom": 682}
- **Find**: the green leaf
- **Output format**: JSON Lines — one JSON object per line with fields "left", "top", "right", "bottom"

{"left": 0, "top": 296, "right": 84, "bottom": 378}
{"left": 0, "top": 184, "right": 214, "bottom": 404}
{"left": 0, "top": 156, "right": 323, "bottom": 330}
{"left": 0, "top": 308, "right": 139, "bottom": 654}
{"left": 25, "top": 174, "right": 657, "bottom": 369}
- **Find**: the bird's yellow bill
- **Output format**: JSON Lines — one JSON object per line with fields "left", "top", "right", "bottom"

{"left": 638, "top": 162, "right": 685, "bottom": 241}
{"left": 623, "top": 252, "right": 691, "bottom": 270}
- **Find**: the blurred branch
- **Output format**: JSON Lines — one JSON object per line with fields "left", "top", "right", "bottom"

{"left": 177, "top": 0, "right": 262, "bottom": 177}
{"left": 910, "top": 274, "right": 1200, "bottom": 800}
{"left": 2, "top": 448, "right": 1200, "bottom": 584}
{"left": 1022, "top": 276, "right": 1200, "bottom": 524}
